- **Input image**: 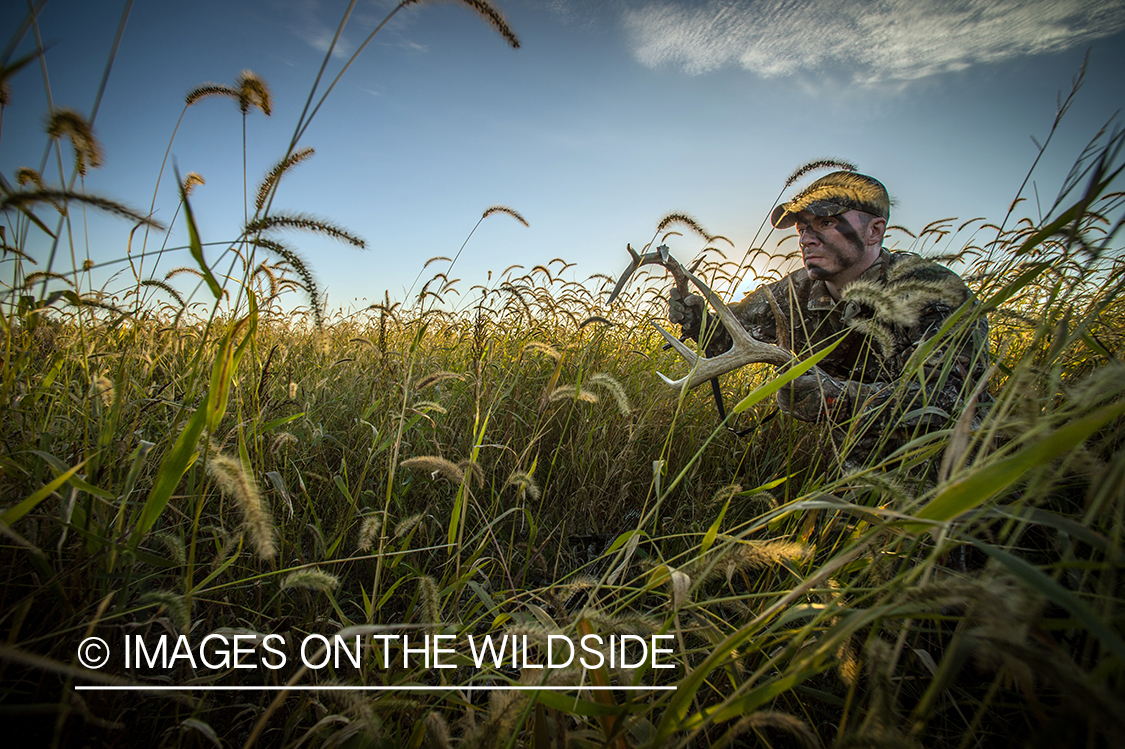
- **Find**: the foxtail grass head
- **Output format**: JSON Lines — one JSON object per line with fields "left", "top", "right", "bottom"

{"left": 235, "top": 70, "right": 272, "bottom": 116}
{"left": 207, "top": 452, "right": 276, "bottom": 560}
{"left": 46, "top": 108, "right": 103, "bottom": 177}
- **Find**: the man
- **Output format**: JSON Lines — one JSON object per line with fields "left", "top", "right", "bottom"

{"left": 670, "top": 171, "right": 990, "bottom": 463}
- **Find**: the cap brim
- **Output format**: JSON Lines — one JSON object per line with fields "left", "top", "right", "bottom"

{"left": 770, "top": 203, "right": 795, "bottom": 229}
{"left": 771, "top": 200, "right": 852, "bottom": 229}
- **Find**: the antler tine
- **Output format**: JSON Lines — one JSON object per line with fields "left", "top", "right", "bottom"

{"left": 606, "top": 244, "right": 677, "bottom": 305}
{"left": 654, "top": 269, "right": 793, "bottom": 392}
{"left": 652, "top": 321, "right": 700, "bottom": 364}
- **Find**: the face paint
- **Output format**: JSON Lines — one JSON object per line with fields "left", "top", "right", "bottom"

{"left": 796, "top": 212, "right": 871, "bottom": 284}
{"left": 831, "top": 216, "right": 866, "bottom": 256}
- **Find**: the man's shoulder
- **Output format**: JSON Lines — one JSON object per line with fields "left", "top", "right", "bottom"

{"left": 884, "top": 250, "right": 968, "bottom": 286}
{"left": 876, "top": 250, "right": 974, "bottom": 316}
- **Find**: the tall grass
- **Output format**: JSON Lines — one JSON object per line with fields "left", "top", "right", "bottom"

{"left": 2, "top": 3, "right": 1125, "bottom": 748}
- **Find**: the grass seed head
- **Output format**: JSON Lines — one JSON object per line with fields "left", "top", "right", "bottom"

{"left": 656, "top": 211, "right": 710, "bottom": 240}
{"left": 423, "top": 711, "right": 451, "bottom": 749}
{"left": 91, "top": 374, "right": 114, "bottom": 407}
{"left": 235, "top": 70, "right": 272, "bottom": 115}
{"left": 207, "top": 453, "right": 276, "bottom": 560}
{"left": 46, "top": 107, "right": 104, "bottom": 176}
{"left": 481, "top": 204, "right": 529, "bottom": 226}
{"left": 458, "top": 459, "right": 484, "bottom": 487}
{"left": 726, "top": 711, "right": 823, "bottom": 749}
{"left": 401, "top": 456, "right": 464, "bottom": 484}
{"left": 418, "top": 575, "right": 442, "bottom": 633}
{"left": 413, "top": 400, "right": 448, "bottom": 415}
{"left": 394, "top": 513, "right": 425, "bottom": 539}
{"left": 588, "top": 372, "right": 631, "bottom": 416}
{"left": 357, "top": 514, "right": 383, "bottom": 552}
{"left": 415, "top": 371, "right": 464, "bottom": 389}
{"left": 185, "top": 83, "right": 237, "bottom": 107}
{"left": 522, "top": 341, "right": 561, "bottom": 360}
{"left": 404, "top": 0, "right": 521, "bottom": 50}
{"left": 505, "top": 470, "right": 541, "bottom": 502}
{"left": 182, "top": 171, "right": 205, "bottom": 197}
{"left": 16, "top": 167, "right": 44, "bottom": 189}
{"left": 153, "top": 532, "right": 186, "bottom": 566}
{"left": 708, "top": 483, "right": 742, "bottom": 510}
{"left": 547, "top": 385, "right": 598, "bottom": 404}
{"left": 137, "top": 591, "right": 190, "bottom": 631}
{"left": 256, "top": 147, "right": 313, "bottom": 212}
{"left": 784, "top": 157, "right": 858, "bottom": 188}
{"left": 281, "top": 567, "right": 340, "bottom": 592}
{"left": 271, "top": 432, "right": 298, "bottom": 453}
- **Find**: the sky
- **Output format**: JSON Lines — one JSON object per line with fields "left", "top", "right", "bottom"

{"left": 3, "top": 0, "right": 1125, "bottom": 315}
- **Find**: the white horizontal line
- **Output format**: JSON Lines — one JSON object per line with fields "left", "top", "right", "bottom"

{"left": 75, "top": 685, "right": 676, "bottom": 692}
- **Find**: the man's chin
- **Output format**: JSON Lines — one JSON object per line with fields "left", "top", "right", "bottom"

{"left": 805, "top": 263, "right": 830, "bottom": 280}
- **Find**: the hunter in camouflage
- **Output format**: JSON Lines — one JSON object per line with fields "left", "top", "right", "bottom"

{"left": 670, "top": 171, "right": 990, "bottom": 462}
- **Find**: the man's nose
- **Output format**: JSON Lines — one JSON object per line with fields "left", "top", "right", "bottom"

{"left": 798, "top": 226, "right": 818, "bottom": 245}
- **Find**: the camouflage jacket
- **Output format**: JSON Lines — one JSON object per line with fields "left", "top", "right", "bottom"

{"left": 692, "top": 250, "right": 990, "bottom": 457}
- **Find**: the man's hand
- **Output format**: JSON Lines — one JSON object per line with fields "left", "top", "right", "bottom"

{"left": 668, "top": 287, "right": 705, "bottom": 340}
{"left": 776, "top": 366, "right": 848, "bottom": 423}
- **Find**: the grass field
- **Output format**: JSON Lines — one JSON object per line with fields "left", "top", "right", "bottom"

{"left": 3, "top": 2, "right": 1125, "bottom": 747}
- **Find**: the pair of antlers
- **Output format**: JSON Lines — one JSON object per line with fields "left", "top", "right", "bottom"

{"left": 607, "top": 245, "right": 793, "bottom": 391}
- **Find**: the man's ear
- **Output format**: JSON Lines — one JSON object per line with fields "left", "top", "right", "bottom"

{"left": 866, "top": 217, "right": 887, "bottom": 246}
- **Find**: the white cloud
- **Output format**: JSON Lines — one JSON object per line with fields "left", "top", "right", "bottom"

{"left": 274, "top": 0, "right": 354, "bottom": 59}
{"left": 272, "top": 0, "right": 410, "bottom": 60}
{"left": 623, "top": 0, "right": 1125, "bottom": 83}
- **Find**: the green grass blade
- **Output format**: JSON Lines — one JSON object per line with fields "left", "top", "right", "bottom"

{"left": 2, "top": 459, "right": 87, "bottom": 525}
{"left": 131, "top": 405, "right": 207, "bottom": 547}
{"left": 910, "top": 399, "right": 1125, "bottom": 530}
{"left": 176, "top": 166, "right": 223, "bottom": 299}
{"left": 966, "top": 538, "right": 1125, "bottom": 663}
{"left": 731, "top": 335, "right": 844, "bottom": 415}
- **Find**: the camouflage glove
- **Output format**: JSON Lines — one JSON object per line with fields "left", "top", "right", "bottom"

{"left": 668, "top": 287, "right": 705, "bottom": 341}
{"left": 776, "top": 366, "right": 849, "bottom": 423}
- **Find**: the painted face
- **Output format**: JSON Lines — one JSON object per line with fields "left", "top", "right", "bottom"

{"left": 794, "top": 211, "right": 868, "bottom": 283}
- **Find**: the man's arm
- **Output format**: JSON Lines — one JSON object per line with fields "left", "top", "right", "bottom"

{"left": 668, "top": 285, "right": 781, "bottom": 358}
{"left": 778, "top": 290, "right": 991, "bottom": 428}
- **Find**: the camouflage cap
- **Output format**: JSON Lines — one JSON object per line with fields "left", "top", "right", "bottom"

{"left": 770, "top": 171, "right": 890, "bottom": 229}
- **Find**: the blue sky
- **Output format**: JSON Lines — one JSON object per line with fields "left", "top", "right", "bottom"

{"left": 3, "top": 0, "right": 1125, "bottom": 314}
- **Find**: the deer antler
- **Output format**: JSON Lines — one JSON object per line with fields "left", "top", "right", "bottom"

{"left": 608, "top": 245, "right": 794, "bottom": 392}
{"left": 605, "top": 243, "right": 691, "bottom": 305}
